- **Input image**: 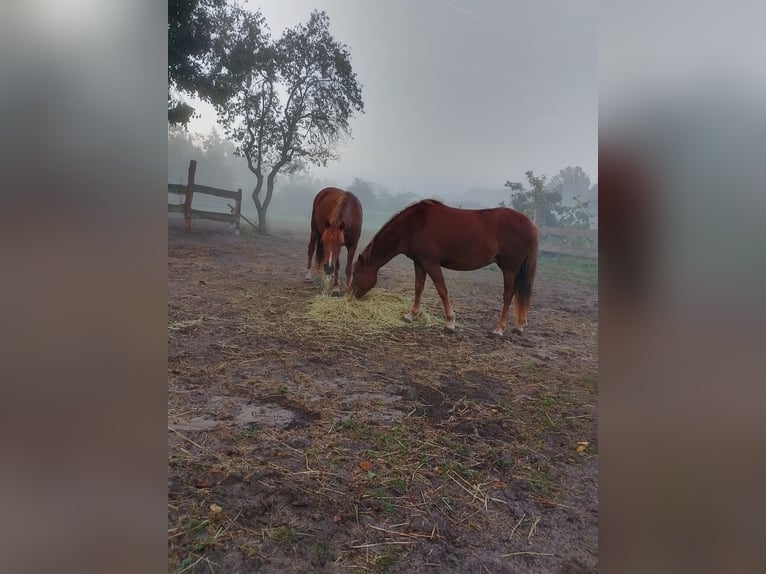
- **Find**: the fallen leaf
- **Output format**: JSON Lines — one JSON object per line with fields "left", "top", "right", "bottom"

{"left": 332, "top": 514, "right": 341, "bottom": 523}
{"left": 576, "top": 441, "right": 589, "bottom": 453}
{"left": 358, "top": 460, "right": 372, "bottom": 472}
{"left": 209, "top": 503, "right": 223, "bottom": 514}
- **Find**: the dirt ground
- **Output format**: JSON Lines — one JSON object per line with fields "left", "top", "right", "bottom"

{"left": 168, "top": 216, "right": 598, "bottom": 573}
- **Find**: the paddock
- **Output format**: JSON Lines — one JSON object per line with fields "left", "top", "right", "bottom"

{"left": 168, "top": 216, "right": 598, "bottom": 573}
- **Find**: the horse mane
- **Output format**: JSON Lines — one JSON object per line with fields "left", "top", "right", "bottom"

{"left": 362, "top": 199, "right": 443, "bottom": 257}
{"left": 327, "top": 191, "right": 349, "bottom": 225}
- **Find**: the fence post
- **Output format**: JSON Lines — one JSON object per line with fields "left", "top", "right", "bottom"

{"left": 234, "top": 188, "right": 242, "bottom": 236}
{"left": 184, "top": 159, "right": 197, "bottom": 231}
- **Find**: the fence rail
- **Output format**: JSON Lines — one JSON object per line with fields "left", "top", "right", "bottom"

{"left": 538, "top": 226, "right": 597, "bottom": 259}
{"left": 168, "top": 160, "right": 242, "bottom": 234}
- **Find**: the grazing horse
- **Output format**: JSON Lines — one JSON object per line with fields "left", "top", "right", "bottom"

{"left": 306, "top": 187, "right": 363, "bottom": 296}
{"left": 350, "top": 200, "right": 538, "bottom": 336}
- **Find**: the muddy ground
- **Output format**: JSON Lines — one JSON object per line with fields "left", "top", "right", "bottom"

{"left": 168, "top": 216, "right": 598, "bottom": 573}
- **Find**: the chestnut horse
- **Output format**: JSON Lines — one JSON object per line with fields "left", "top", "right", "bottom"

{"left": 350, "top": 200, "right": 538, "bottom": 336}
{"left": 306, "top": 187, "right": 363, "bottom": 296}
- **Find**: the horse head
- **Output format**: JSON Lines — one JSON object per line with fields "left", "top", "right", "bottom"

{"left": 321, "top": 218, "right": 345, "bottom": 275}
{"left": 350, "top": 250, "right": 377, "bottom": 298}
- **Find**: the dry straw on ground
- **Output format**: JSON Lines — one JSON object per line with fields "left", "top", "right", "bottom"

{"left": 302, "top": 288, "right": 442, "bottom": 335}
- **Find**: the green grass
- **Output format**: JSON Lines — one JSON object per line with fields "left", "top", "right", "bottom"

{"left": 481, "top": 253, "right": 597, "bottom": 287}
{"left": 537, "top": 253, "right": 598, "bottom": 287}
{"left": 267, "top": 524, "right": 297, "bottom": 544}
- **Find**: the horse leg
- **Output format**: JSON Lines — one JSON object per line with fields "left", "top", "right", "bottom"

{"left": 403, "top": 261, "right": 426, "bottom": 323}
{"left": 331, "top": 260, "right": 341, "bottom": 297}
{"left": 493, "top": 269, "right": 516, "bottom": 336}
{"left": 344, "top": 244, "right": 357, "bottom": 292}
{"left": 306, "top": 226, "right": 319, "bottom": 281}
{"left": 424, "top": 263, "right": 456, "bottom": 332}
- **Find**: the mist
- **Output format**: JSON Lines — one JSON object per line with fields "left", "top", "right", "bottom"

{"left": 170, "top": 0, "right": 597, "bottom": 231}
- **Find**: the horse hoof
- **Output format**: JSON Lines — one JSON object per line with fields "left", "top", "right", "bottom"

{"left": 402, "top": 314, "right": 413, "bottom": 323}
{"left": 511, "top": 327, "right": 524, "bottom": 335}
{"left": 443, "top": 326, "right": 456, "bottom": 334}
{"left": 491, "top": 330, "right": 504, "bottom": 338}
{"left": 304, "top": 277, "right": 313, "bottom": 283}
{"left": 331, "top": 291, "right": 341, "bottom": 298}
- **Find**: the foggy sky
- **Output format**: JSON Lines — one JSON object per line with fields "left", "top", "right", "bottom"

{"left": 184, "top": 0, "right": 597, "bottom": 198}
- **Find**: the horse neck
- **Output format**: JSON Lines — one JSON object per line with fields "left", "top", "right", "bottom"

{"left": 367, "top": 220, "right": 403, "bottom": 270}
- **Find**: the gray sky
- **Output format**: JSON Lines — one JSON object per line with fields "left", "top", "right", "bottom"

{"left": 185, "top": 0, "right": 597, "bottom": 197}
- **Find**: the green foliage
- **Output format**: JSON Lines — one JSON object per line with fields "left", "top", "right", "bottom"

{"left": 550, "top": 166, "right": 591, "bottom": 204}
{"left": 556, "top": 194, "right": 593, "bottom": 229}
{"left": 550, "top": 166, "right": 597, "bottom": 229}
{"left": 211, "top": 8, "right": 365, "bottom": 232}
{"left": 504, "top": 170, "right": 563, "bottom": 227}
{"left": 504, "top": 168, "right": 594, "bottom": 229}
{"left": 168, "top": 0, "right": 228, "bottom": 125}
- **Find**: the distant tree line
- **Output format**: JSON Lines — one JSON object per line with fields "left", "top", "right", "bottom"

{"left": 168, "top": 127, "right": 421, "bottom": 219}
{"left": 502, "top": 166, "right": 598, "bottom": 229}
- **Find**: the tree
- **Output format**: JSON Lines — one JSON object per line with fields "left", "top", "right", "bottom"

{"left": 168, "top": 0, "right": 227, "bottom": 125}
{"left": 348, "top": 178, "right": 377, "bottom": 211}
{"left": 168, "top": 126, "right": 204, "bottom": 182}
{"left": 504, "top": 171, "right": 563, "bottom": 227}
{"left": 556, "top": 195, "right": 593, "bottom": 229}
{"left": 213, "top": 9, "right": 364, "bottom": 233}
{"left": 549, "top": 166, "right": 592, "bottom": 206}
{"left": 504, "top": 170, "right": 593, "bottom": 229}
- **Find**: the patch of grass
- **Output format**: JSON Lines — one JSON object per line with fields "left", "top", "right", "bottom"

{"left": 367, "top": 487, "right": 397, "bottom": 513}
{"left": 241, "top": 542, "right": 263, "bottom": 558}
{"left": 372, "top": 549, "right": 404, "bottom": 572}
{"left": 312, "top": 540, "right": 332, "bottom": 566}
{"left": 528, "top": 465, "right": 557, "bottom": 498}
{"left": 336, "top": 418, "right": 365, "bottom": 432}
{"left": 267, "top": 524, "right": 297, "bottom": 544}
{"left": 580, "top": 375, "right": 596, "bottom": 389}
{"left": 537, "top": 253, "right": 598, "bottom": 287}
{"left": 538, "top": 394, "right": 556, "bottom": 409}
{"left": 370, "top": 425, "right": 408, "bottom": 452}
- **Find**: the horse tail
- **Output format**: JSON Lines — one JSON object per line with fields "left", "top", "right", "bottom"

{"left": 514, "top": 232, "right": 538, "bottom": 321}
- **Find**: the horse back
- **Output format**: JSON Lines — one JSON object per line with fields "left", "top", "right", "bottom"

{"left": 412, "top": 202, "right": 536, "bottom": 259}
{"left": 312, "top": 187, "right": 345, "bottom": 227}
{"left": 490, "top": 207, "right": 538, "bottom": 251}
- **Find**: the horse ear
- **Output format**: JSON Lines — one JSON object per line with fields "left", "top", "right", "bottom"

{"left": 324, "top": 218, "right": 331, "bottom": 229}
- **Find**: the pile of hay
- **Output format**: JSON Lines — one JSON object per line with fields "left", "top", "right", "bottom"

{"left": 303, "top": 288, "right": 441, "bottom": 334}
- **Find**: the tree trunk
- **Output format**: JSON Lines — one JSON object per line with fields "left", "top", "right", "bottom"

{"left": 255, "top": 203, "right": 268, "bottom": 234}
{"left": 251, "top": 174, "right": 266, "bottom": 234}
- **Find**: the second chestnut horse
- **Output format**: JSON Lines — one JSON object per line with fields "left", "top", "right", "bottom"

{"left": 306, "top": 187, "right": 363, "bottom": 296}
{"left": 350, "top": 200, "right": 538, "bottom": 336}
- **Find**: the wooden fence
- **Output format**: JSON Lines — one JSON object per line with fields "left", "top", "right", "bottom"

{"left": 168, "top": 160, "right": 242, "bottom": 234}
{"left": 537, "top": 226, "right": 598, "bottom": 259}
